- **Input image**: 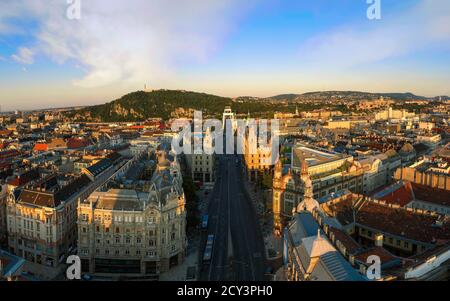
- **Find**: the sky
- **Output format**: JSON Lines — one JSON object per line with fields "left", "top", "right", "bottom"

{"left": 0, "top": 0, "right": 449, "bottom": 111}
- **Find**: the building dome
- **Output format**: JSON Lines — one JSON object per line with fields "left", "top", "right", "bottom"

{"left": 296, "top": 196, "right": 320, "bottom": 213}
{"left": 400, "top": 143, "right": 414, "bottom": 153}
{"left": 385, "top": 148, "right": 398, "bottom": 158}
{"left": 309, "top": 230, "right": 335, "bottom": 258}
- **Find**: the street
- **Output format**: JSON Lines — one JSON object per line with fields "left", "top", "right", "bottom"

{"left": 199, "top": 155, "right": 266, "bottom": 281}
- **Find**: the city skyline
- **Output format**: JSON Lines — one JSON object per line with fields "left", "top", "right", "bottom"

{"left": 1, "top": 0, "right": 450, "bottom": 111}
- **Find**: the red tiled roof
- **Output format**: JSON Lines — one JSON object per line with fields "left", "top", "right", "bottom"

{"left": 328, "top": 198, "right": 450, "bottom": 244}
{"left": 379, "top": 182, "right": 414, "bottom": 207}
{"left": 330, "top": 227, "right": 361, "bottom": 254}
{"left": 412, "top": 183, "right": 450, "bottom": 207}
{"left": 0, "top": 150, "right": 20, "bottom": 161}
{"left": 354, "top": 246, "right": 399, "bottom": 265}
{"left": 0, "top": 130, "right": 13, "bottom": 137}
{"left": 129, "top": 125, "right": 144, "bottom": 130}
{"left": 33, "top": 143, "right": 49, "bottom": 152}
{"left": 67, "top": 138, "right": 91, "bottom": 149}
{"left": 7, "top": 169, "right": 40, "bottom": 187}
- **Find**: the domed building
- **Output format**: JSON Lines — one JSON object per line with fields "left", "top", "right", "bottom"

{"left": 399, "top": 143, "right": 416, "bottom": 164}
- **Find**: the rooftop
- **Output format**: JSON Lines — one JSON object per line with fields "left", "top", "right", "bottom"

{"left": 0, "top": 249, "right": 25, "bottom": 278}
{"left": 328, "top": 197, "right": 450, "bottom": 244}
{"left": 89, "top": 189, "right": 147, "bottom": 211}
{"left": 292, "top": 144, "right": 347, "bottom": 170}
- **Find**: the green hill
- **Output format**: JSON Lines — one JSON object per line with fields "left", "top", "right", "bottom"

{"left": 81, "top": 90, "right": 232, "bottom": 121}
{"left": 71, "top": 90, "right": 295, "bottom": 121}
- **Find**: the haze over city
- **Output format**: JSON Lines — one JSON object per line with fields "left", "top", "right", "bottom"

{"left": 1, "top": 0, "right": 450, "bottom": 111}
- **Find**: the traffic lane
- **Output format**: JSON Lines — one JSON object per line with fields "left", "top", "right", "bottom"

{"left": 231, "top": 158, "right": 266, "bottom": 281}
{"left": 229, "top": 159, "right": 255, "bottom": 281}
{"left": 199, "top": 159, "right": 223, "bottom": 281}
{"left": 208, "top": 161, "right": 229, "bottom": 281}
{"left": 240, "top": 177, "right": 266, "bottom": 280}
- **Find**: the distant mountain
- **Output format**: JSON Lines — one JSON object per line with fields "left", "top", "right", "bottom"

{"left": 268, "top": 91, "right": 432, "bottom": 102}
{"left": 67, "top": 89, "right": 444, "bottom": 122}
{"left": 268, "top": 94, "right": 301, "bottom": 101}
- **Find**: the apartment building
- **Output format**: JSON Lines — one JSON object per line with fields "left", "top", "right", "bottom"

{"left": 6, "top": 174, "right": 91, "bottom": 268}
{"left": 77, "top": 150, "right": 187, "bottom": 278}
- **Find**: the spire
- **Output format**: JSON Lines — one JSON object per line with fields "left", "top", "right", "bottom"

{"left": 274, "top": 157, "right": 282, "bottom": 179}
{"left": 301, "top": 158, "right": 309, "bottom": 176}
{"left": 317, "top": 228, "right": 321, "bottom": 239}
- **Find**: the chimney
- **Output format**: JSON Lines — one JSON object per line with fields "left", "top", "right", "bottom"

{"left": 375, "top": 233, "right": 384, "bottom": 247}
{"left": 349, "top": 255, "right": 355, "bottom": 266}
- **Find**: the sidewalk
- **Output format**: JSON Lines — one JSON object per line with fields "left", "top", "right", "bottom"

{"left": 241, "top": 170, "right": 282, "bottom": 267}
{"left": 159, "top": 250, "right": 199, "bottom": 281}
{"left": 160, "top": 186, "right": 212, "bottom": 281}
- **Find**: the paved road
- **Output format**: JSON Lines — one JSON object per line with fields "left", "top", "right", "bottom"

{"left": 199, "top": 155, "right": 266, "bottom": 281}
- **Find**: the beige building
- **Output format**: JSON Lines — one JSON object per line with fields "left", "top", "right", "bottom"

{"left": 273, "top": 144, "right": 364, "bottom": 234}
{"left": 375, "top": 107, "right": 415, "bottom": 121}
{"left": 6, "top": 175, "right": 92, "bottom": 268}
{"left": 243, "top": 133, "right": 274, "bottom": 182}
{"left": 416, "top": 134, "right": 441, "bottom": 149}
{"left": 0, "top": 184, "right": 7, "bottom": 246}
{"left": 185, "top": 153, "right": 215, "bottom": 186}
{"left": 394, "top": 160, "right": 450, "bottom": 190}
{"left": 77, "top": 150, "right": 187, "bottom": 278}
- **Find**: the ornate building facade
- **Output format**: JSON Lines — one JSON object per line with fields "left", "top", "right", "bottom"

{"left": 273, "top": 143, "right": 364, "bottom": 235}
{"left": 77, "top": 150, "right": 187, "bottom": 278}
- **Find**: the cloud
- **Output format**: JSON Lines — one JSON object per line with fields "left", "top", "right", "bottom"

{"left": 297, "top": 0, "right": 450, "bottom": 69}
{"left": 0, "top": 0, "right": 250, "bottom": 88}
{"left": 11, "top": 47, "right": 35, "bottom": 64}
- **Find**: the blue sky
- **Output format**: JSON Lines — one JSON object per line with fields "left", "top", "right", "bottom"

{"left": 0, "top": 0, "right": 449, "bottom": 111}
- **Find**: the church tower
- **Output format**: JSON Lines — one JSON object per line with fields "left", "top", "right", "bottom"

{"left": 296, "top": 158, "right": 319, "bottom": 213}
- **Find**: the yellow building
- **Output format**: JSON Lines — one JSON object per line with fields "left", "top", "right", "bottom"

{"left": 242, "top": 128, "right": 275, "bottom": 181}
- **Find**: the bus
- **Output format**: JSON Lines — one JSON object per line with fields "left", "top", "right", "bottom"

{"left": 203, "top": 235, "right": 215, "bottom": 263}
{"left": 201, "top": 215, "right": 209, "bottom": 230}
